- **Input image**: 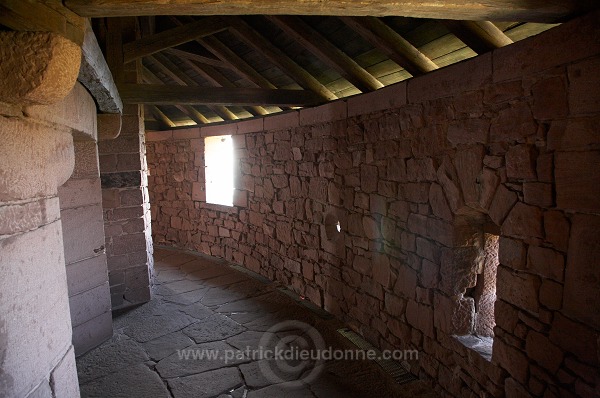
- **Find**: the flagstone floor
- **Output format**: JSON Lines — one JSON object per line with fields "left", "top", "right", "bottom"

{"left": 76, "top": 247, "right": 438, "bottom": 398}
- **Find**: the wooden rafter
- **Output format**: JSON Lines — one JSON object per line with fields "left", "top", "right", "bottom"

{"left": 142, "top": 65, "right": 209, "bottom": 124}
{"left": 148, "top": 105, "right": 176, "bottom": 128}
{"left": 444, "top": 21, "right": 514, "bottom": 54}
{"left": 180, "top": 58, "right": 270, "bottom": 116}
{"left": 268, "top": 15, "right": 383, "bottom": 93}
{"left": 150, "top": 53, "right": 237, "bottom": 121}
{"left": 165, "top": 48, "right": 231, "bottom": 70}
{"left": 64, "top": 0, "right": 592, "bottom": 23}
{"left": 199, "top": 36, "right": 278, "bottom": 90}
{"left": 224, "top": 16, "right": 338, "bottom": 102}
{"left": 118, "top": 84, "right": 322, "bottom": 107}
{"left": 342, "top": 16, "right": 438, "bottom": 76}
{"left": 122, "top": 17, "right": 227, "bottom": 63}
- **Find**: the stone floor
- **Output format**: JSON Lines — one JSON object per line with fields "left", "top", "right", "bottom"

{"left": 77, "top": 247, "right": 438, "bottom": 398}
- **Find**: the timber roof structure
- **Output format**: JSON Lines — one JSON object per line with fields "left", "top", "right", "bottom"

{"left": 3, "top": 1, "right": 595, "bottom": 130}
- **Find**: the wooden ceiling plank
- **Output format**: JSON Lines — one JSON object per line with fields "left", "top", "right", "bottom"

{"left": 342, "top": 17, "right": 439, "bottom": 76}
{"left": 181, "top": 58, "right": 271, "bottom": 116}
{"left": 118, "top": 84, "right": 323, "bottom": 107}
{"left": 166, "top": 48, "right": 231, "bottom": 70}
{"left": 199, "top": 36, "right": 277, "bottom": 90}
{"left": 225, "top": 16, "right": 337, "bottom": 102}
{"left": 268, "top": 15, "right": 383, "bottom": 93}
{"left": 64, "top": 0, "right": 591, "bottom": 23}
{"left": 444, "top": 20, "right": 514, "bottom": 54}
{"left": 149, "top": 105, "right": 176, "bottom": 128}
{"left": 122, "top": 17, "right": 228, "bottom": 63}
{"left": 142, "top": 64, "right": 208, "bottom": 124}
{"left": 151, "top": 53, "right": 240, "bottom": 121}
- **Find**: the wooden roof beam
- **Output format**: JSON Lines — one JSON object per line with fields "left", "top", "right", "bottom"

{"left": 179, "top": 58, "right": 271, "bottom": 116}
{"left": 142, "top": 65, "right": 209, "bottom": 124}
{"left": 148, "top": 105, "right": 176, "bottom": 129}
{"left": 165, "top": 48, "right": 232, "bottom": 70}
{"left": 444, "top": 20, "right": 514, "bottom": 54}
{"left": 199, "top": 36, "right": 278, "bottom": 90}
{"left": 150, "top": 53, "right": 238, "bottom": 121}
{"left": 268, "top": 15, "right": 383, "bottom": 93}
{"left": 64, "top": 0, "right": 593, "bottom": 23}
{"left": 118, "top": 85, "right": 322, "bottom": 107}
{"left": 225, "top": 16, "right": 338, "bottom": 102}
{"left": 122, "top": 17, "right": 227, "bottom": 63}
{"left": 341, "top": 16, "right": 438, "bottom": 77}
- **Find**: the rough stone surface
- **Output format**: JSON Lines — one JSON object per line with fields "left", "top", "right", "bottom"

{"left": 145, "top": 14, "right": 600, "bottom": 398}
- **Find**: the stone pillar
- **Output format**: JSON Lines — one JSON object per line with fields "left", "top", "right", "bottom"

{"left": 99, "top": 105, "right": 154, "bottom": 309}
{"left": 98, "top": 17, "right": 154, "bottom": 310}
{"left": 57, "top": 84, "right": 113, "bottom": 356}
{"left": 0, "top": 32, "right": 82, "bottom": 398}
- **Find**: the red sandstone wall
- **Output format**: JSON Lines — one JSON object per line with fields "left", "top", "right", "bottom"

{"left": 146, "top": 12, "right": 600, "bottom": 398}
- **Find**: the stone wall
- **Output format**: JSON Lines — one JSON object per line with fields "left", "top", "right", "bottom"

{"left": 0, "top": 32, "right": 84, "bottom": 397}
{"left": 58, "top": 83, "right": 113, "bottom": 356}
{"left": 147, "top": 12, "right": 600, "bottom": 398}
{"left": 99, "top": 102, "right": 154, "bottom": 310}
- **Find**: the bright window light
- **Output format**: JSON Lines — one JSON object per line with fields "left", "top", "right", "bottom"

{"left": 204, "top": 135, "right": 234, "bottom": 206}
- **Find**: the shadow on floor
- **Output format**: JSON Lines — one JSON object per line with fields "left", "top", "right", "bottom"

{"left": 76, "top": 247, "right": 439, "bottom": 398}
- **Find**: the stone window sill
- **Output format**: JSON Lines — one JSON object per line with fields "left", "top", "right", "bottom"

{"left": 454, "top": 335, "right": 493, "bottom": 361}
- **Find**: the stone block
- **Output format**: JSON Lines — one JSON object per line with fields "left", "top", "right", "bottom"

{"left": 548, "top": 116, "right": 600, "bottom": 151}
{"left": 531, "top": 76, "right": 568, "bottom": 120}
{"left": 429, "top": 183, "right": 452, "bottom": 221}
{"left": 454, "top": 145, "right": 485, "bottom": 207}
{"left": 496, "top": 266, "right": 540, "bottom": 314}
{"left": 504, "top": 378, "right": 532, "bottom": 398}
{"left": 236, "top": 118, "right": 264, "bottom": 134}
{"left": 408, "top": 52, "right": 491, "bottom": 103}
{"left": 200, "top": 123, "right": 234, "bottom": 137}
{"left": 527, "top": 246, "right": 564, "bottom": 281}
{"left": 555, "top": 151, "right": 600, "bottom": 212}
{"left": 563, "top": 214, "right": 600, "bottom": 330}
{"left": 69, "top": 281, "right": 112, "bottom": 327}
{"left": 543, "top": 210, "right": 570, "bottom": 252}
{"left": 72, "top": 141, "right": 100, "bottom": 179}
{"left": 58, "top": 178, "right": 102, "bottom": 209}
{"left": 492, "top": 338, "right": 529, "bottom": 384}
{"left": 394, "top": 265, "right": 417, "bottom": 299}
{"left": 72, "top": 311, "right": 113, "bottom": 356}
{"left": 447, "top": 118, "right": 489, "bottom": 146}
{"left": 523, "top": 183, "right": 553, "bottom": 208}
{"left": 488, "top": 184, "right": 518, "bottom": 226}
{"left": 502, "top": 202, "right": 543, "bottom": 240}
{"left": 506, "top": 145, "right": 537, "bottom": 181}
{"left": 66, "top": 254, "right": 109, "bottom": 297}
{"left": 263, "top": 111, "right": 299, "bottom": 131}
{"left": 101, "top": 171, "right": 141, "bottom": 189}
{"left": 173, "top": 128, "right": 200, "bottom": 140}
{"left": 0, "top": 197, "right": 60, "bottom": 236}
{"left": 568, "top": 56, "right": 600, "bottom": 116}
{"left": 499, "top": 237, "right": 526, "bottom": 269}
{"left": 348, "top": 81, "right": 407, "bottom": 117}
{"left": 549, "top": 313, "right": 598, "bottom": 366}
{"left": 539, "top": 279, "right": 563, "bottom": 310}
{"left": 490, "top": 102, "right": 536, "bottom": 143}
{"left": 384, "top": 293, "right": 405, "bottom": 317}
{"left": 0, "top": 222, "right": 73, "bottom": 397}
{"left": 493, "top": 11, "right": 600, "bottom": 82}
{"left": 299, "top": 99, "right": 346, "bottom": 125}
{"left": 360, "top": 164, "right": 378, "bottom": 193}
{"left": 526, "top": 331, "right": 564, "bottom": 374}
{"left": 372, "top": 253, "right": 391, "bottom": 287}
{"left": 61, "top": 203, "right": 105, "bottom": 264}
{"left": 49, "top": 346, "right": 80, "bottom": 398}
